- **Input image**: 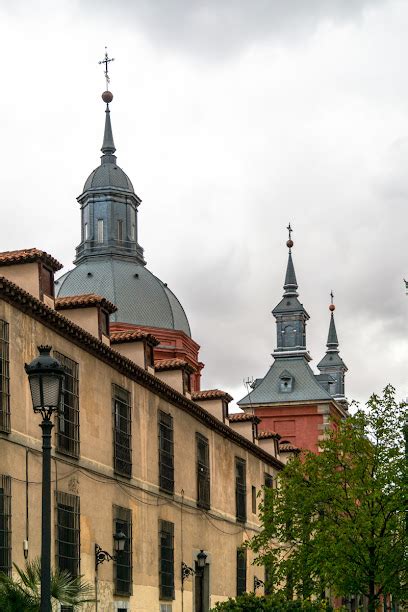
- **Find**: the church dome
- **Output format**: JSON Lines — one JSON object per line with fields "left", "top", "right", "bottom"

{"left": 56, "top": 258, "right": 191, "bottom": 337}
{"left": 83, "top": 160, "right": 134, "bottom": 193}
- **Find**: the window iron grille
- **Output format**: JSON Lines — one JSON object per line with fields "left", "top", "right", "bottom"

{"left": 114, "top": 505, "right": 132, "bottom": 596}
{"left": 236, "top": 548, "right": 247, "bottom": 596}
{"left": 113, "top": 385, "right": 132, "bottom": 477}
{"left": 158, "top": 411, "right": 174, "bottom": 494}
{"left": 159, "top": 520, "right": 174, "bottom": 600}
{"left": 0, "top": 321, "right": 10, "bottom": 433}
{"left": 235, "top": 458, "right": 247, "bottom": 523}
{"left": 0, "top": 475, "right": 11, "bottom": 575}
{"left": 54, "top": 352, "right": 80, "bottom": 458}
{"left": 196, "top": 433, "right": 210, "bottom": 509}
{"left": 56, "top": 491, "right": 80, "bottom": 577}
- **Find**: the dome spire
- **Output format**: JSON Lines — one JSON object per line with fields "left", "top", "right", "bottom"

{"left": 98, "top": 47, "right": 116, "bottom": 158}
{"left": 283, "top": 222, "right": 298, "bottom": 297}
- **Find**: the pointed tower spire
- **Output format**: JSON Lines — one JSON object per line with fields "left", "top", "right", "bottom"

{"left": 74, "top": 48, "right": 145, "bottom": 266}
{"left": 327, "top": 291, "right": 339, "bottom": 350}
{"left": 101, "top": 102, "right": 116, "bottom": 156}
{"left": 272, "top": 224, "right": 310, "bottom": 359}
{"left": 317, "top": 292, "right": 348, "bottom": 401}
{"left": 283, "top": 223, "right": 298, "bottom": 297}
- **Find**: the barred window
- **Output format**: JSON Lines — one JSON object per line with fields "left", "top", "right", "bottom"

{"left": 114, "top": 506, "right": 132, "bottom": 596}
{"left": 235, "top": 458, "right": 246, "bottom": 523}
{"left": 54, "top": 352, "right": 79, "bottom": 458}
{"left": 113, "top": 385, "right": 132, "bottom": 477}
{"left": 0, "top": 321, "right": 10, "bottom": 433}
{"left": 159, "top": 520, "right": 174, "bottom": 600}
{"left": 0, "top": 475, "right": 11, "bottom": 575}
{"left": 158, "top": 411, "right": 174, "bottom": 494}
{"left": 196, "top": 433, "right": 210, "bottom": 509}
{"left": 236, "top": 548, "right": 247, "bottom": 596}
{"left": 56, "top": 491, "right": 80, "bottom": 577}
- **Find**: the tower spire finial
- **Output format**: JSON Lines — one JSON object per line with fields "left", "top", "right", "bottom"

{"left": 98, "top": 46, "right": 115, "bottom": 92}
{"left": 286, "top": 222, "right": 293, "bottom": 252}
{"left": 327, "top": 291, "right": 339, "bottom": 348}
{"left": 98, "top": 47, "right": 116, "bottom": 158}
{"left": 283, "top": 223, "right": 297, "bottom": 296}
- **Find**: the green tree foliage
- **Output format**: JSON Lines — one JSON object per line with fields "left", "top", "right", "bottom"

{"left": 249, "top": 385, "right": 407, "bottom": 612}
{"left": 0, "top": 558, "right": 94, "bottom": 611}
{"left": 210, "top": 592, "right": 332, "bottom": 611}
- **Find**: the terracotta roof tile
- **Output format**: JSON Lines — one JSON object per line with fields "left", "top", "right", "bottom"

{"left": 258, "top": 430, "right": 281, "bottom": 440}
{"left": 0, "top": 248, "right": 62, "bottom": 271}
{"left": 192, "top": 389, "right": 233, "bottom": 403}
{"left": 279, "top": 442, "right": 301, "bottom": 453}
{"left": 155, "top": 358, "right": 195, "bottom": 373}
{"left": 111, "top": 330, "right": 160, "bottom": 346}
{"left": 55, "top": 293, "right": 117, "bottom": 314}
{"left": 229, "top": 412, "right": 261, "bottom": 424}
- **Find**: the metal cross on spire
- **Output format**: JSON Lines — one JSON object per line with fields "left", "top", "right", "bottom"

{"left": 287, "top": 222, "right": 293, "bottom": 241}
{"left": 330, "top": 290, "right": 334, "bottom": 305}
{"left": 98, "top": 47, "right": 115, "bottom": 90}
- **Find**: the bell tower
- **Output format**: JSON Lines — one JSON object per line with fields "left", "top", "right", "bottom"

{"left": 272, "top": 225, "right": 311, "bottom": 360}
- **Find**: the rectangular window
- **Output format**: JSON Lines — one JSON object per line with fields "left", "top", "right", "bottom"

{"left": 159, "top": 520, "right": 174, "bottom": 600}
{"left": 235, "top": 458, "right": 247, "bottom": 523}
{"left": 113, "top": 385, "right": 132, "bottom": 477}
{"left": 0, "top": 321, "right": 10, "bottom": 433}
{"left": 55, "top": 352, "right": 80, "bottom": 458}
{"left": 130, "top": 209, "right": 136, "bottom": 241}
{"left": 117, "top": 219, "right": 124, "bottom": 242}
{"left": 84, "top": 222, "right": 88, "bottom": 240}
{"left": 0, "top": 475, "right": 11, "bottom": 575}
{"left": 252, "top": 486, "right": 257, "bottom": 514}
{"left": 158, "top": 411, "right": 174, "bottom": 494}
{"left": 56, "top": 491, "right": 80, "bottom": 577}
{"left": 236, "top": 548, "right": 247, "bottom": 596}
{"left": 196, "top": 433, "right": 210, "bottom": 509}
{"left": 114, "top": 506, "right": 132, "bottom": 596}
{"left": 264, "top": 473, "right": 273, "bottom": 489}
{"left": 182, "top": 370, "right": 191, "bottom": 394}
{"left": 40, "top": 266, "right": 54, "bottom": 298}
{"left": 97, "top": 219, "right": 104, "bottom": 243}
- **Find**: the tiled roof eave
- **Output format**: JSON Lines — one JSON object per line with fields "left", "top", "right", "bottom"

{"left": 0, "top": 276, "right": 283, "bottom": 471}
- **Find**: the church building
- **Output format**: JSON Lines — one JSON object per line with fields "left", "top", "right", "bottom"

{"left": 237, "top": 230, "right": 348, "bottom": 453}
{"left": 55, "top": 89, "right": 203, "bottom": 392}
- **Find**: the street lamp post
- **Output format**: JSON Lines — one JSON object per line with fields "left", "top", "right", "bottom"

{"left": 196, "top": 550, "right": 207, "bottom": 612}
{"left": 25, "top": 346, "right": 64, "bottom": 612}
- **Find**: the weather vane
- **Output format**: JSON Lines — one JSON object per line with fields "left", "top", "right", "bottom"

{"left": 330, "top": 290, "right": 334, "bottom": 305}
{"left": 98, "top": 47, "right": 115, "bottom": 91}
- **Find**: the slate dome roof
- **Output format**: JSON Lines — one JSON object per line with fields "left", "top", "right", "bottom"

{"left": 83, "top": 161, "right": 134, "bottom": 193}
{"left": 56, "top": 258, "right": 191, "bottom": 337}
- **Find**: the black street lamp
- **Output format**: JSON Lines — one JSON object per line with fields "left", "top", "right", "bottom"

{"left": 95, "top": 531, "right": 127, "bottom": 571}
{"left": 25, "top": 346, "right": 64, "bottom": 612}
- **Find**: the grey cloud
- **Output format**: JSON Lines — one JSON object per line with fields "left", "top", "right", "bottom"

{"left": 85, "top": 0, "right": 387, "bottom": 58}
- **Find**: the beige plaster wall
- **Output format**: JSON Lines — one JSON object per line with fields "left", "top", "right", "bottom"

{"left": 0, "top": 263, "right": 40, "bottom": 299}
{"left": 0, "top": 298, "right": 280, "bottom": 610}
{"left": 155, "top": 369, "right": 184, "bottom": 394}
{"left": 195, "top": 398, "right": 225, "bottom": 423}
{"left": 228, "top": 421, "right": 254, "bottom": 443}
{"left": 59, "top": 307, "right": 100, "bottom": 339}
{"left": 112, "top": 341, "right": 145, "bottom": 369}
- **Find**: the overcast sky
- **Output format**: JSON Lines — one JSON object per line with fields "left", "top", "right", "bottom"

{"left": 1, "top": 0, "right": 408, "bottom": 407}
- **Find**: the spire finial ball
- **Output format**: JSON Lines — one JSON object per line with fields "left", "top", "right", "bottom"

{"left": 286, "top": 239, "right": 294, "bottom": 248}
{"left": 102, "top": 90, "right": 113, "bottom": 104}
{"left": 329, "top": 304, "right": 335, "bottom": 312}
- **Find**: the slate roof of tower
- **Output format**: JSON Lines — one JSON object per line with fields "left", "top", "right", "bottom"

{"left": 56, "top": 259, "right": 191, "bottom": 336}
{"left": 83, "top": 163, "right": 134, "bottom": 193}
{"left": 237, "top": 356, "right": 333, "bottom": 405}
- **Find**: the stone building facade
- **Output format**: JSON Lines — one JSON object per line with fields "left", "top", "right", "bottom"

{"left": 0, "top": 251, "right": 283, "bottom": 611}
